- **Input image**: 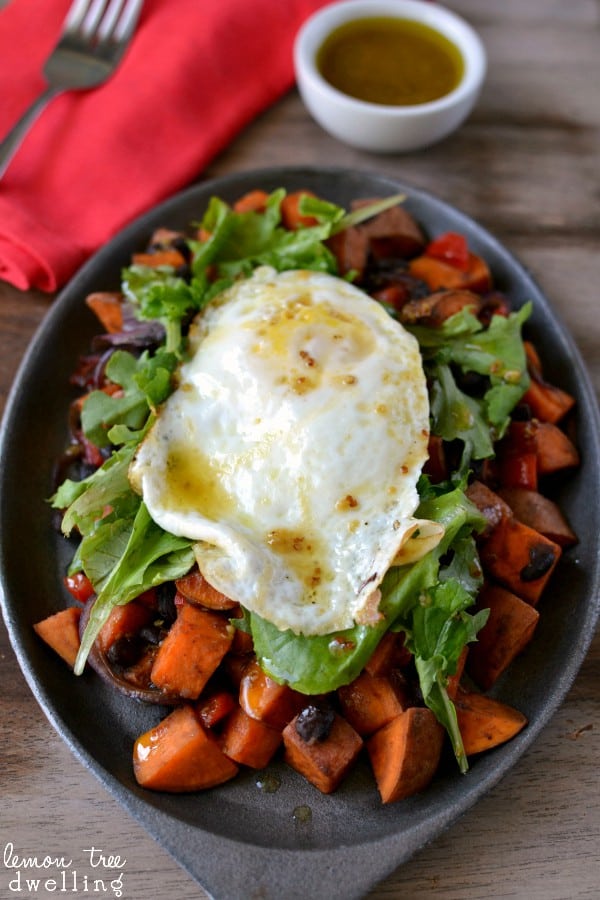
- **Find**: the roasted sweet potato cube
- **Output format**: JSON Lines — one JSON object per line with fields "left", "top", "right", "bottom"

{"left": 408, "top": 252, "right": 491, "bottom": 294}
{"left": 399, "top": 289, "right": 482, "bottom": 328}
{"left": 283, "top": 711, "right": 363, "bottom": 794}
{"left": 85, "top": 291, "right": 125, "bottom": 333}
{"left": 468, "top": 583, "right": 540, "bottom": 690}
{"left": 533, "top": 422, "right": 580, "bottom": 474}
{"left": 326, "top": 227, "right": 369, "bottom": 277}
{"left": 454, "top": 688, "right": 527, "bottom": 755}
{"left": 465, "top": 480, "right": 512, "bottom": 538}
{"left": 498, "top": 487, "right": 577, "bottom": 548}
{"left": 239, "top": 658, "right": 305, "bottom": 730}
{"left": 355, "top": 200, "right": 425, "bottom": 259}
{"left": 196, "top": 690, "right": 237, "bottom": 729}
{"left": 97, "top": 599, "right": 153, "bottom": 654}
{"left": 133, "top": 705, "right": 238, "bottom": 792}
{"left": 364, "top": 630, "right": 411, "bottom": 676}
{"left": 150, "top": 603, "right": 234, "bottom": 700}
{"left": 479, "top": 517, "right": 561, "bottom": 605}
{"left": 34, "top": 607, "right": 82, "bottom": 668}
{"left": 337, "top": 670, "right": 409, "bottom": 736}
{"left": 367, "top": 707, "right": 444, "bottom": 803}
{"left": 521, "top": 376, "right": 575, "bottom": 424}
{"left": 222, "top": 706, "right": 282, "bottom": 769}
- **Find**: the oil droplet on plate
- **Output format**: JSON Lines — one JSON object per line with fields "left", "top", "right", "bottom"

{"left": 256, "top": 773, "right": 281, "bottom": 793}
{"left": 293, "top": 805, "right": 312, "bottom": 825}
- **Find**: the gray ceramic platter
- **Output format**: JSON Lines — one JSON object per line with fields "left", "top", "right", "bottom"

{"left": 1, "top": 166, "right": 599, "bottom": 900}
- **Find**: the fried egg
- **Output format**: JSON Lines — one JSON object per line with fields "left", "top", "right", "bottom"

{"left": 129, "top": 267, "right": 434, "bottom": 635}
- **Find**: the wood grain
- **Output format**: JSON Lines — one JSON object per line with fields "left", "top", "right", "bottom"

{"left": 1, "top": 1, "right": 598, "bottom": 898}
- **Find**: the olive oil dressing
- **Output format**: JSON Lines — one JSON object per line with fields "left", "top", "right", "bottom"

{"left": 317, "top": 17, "right": 464, "bottom": 106}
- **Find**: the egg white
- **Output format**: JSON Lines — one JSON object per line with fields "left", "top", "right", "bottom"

{"left": 129, "top": 267, "right": 432, "bottom": 635}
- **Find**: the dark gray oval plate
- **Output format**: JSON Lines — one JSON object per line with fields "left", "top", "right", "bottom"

{"left": 1, "top": 166, "right": 599, "bottom": 900}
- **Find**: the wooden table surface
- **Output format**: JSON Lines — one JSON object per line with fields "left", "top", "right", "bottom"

{"left": 1, "top": 1, "right": 599, "bottom": 898}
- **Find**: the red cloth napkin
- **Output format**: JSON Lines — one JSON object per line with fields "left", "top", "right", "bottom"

{"left": 0, "top": 0, "right": 330, "bottom": 292}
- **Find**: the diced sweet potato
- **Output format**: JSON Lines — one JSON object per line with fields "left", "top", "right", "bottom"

{"left": 498, "top": 486, "right": 577, "bottom": 548}
{"left": 399, "top": 289, "right": 482, "bottom": 327}
{"left": 367, "top": 707, "right": 444, "bottom": 803}
{"left": 174, "top": 568, "right": 239, "bottom": 611}
{"left": 364, "top": 631, "right": 411, "bottom": 676}
{"left": 280, "top": 190, "right": 319, "bottom": 230}
{"left": 454, "top": 688, "right": 527, "bottom": 755}
{"left": 354, "top": 200, "right": 425, "bottom": 259}
{"left": 196, "top": 690, "right": 237, "bottom": 729}
{"left": 283, "top": 710, "right": 363, "bottom": 794}
{"left": 239, "top": 658, "right": 305, "bottom": 730}
{"left": 467, "top": 583, "right": 540, "bottom": 690}
{"left": 408, "top": 252, "right": 492, "bottom": 294}
{"left": 97, "top": 600, "right": 153, "bottom": 655}
{"left": 521, "top": 375, "right": 575, "bottom": 424}
{"left": 133, "top": 705, "right": 238, "bottom": 792}
{"left": 233, "top": 189, "right": 269, "bottom": 213}
{"left": 34, "top": 607, "right": 82, "bottom": 668}
{"left": 151, "top": 603, "right": 234, "bottom": 700}
{"left": 132, "top": 249, "right": 186, "bottom": 268}
{"left": 85, "top": 292, "right": 124, "bottom": 334}
{"left": 533, "top": 421, "right": 580, "bottom": 475}
{"left": 231, "top": 627, "right": 254, "bottom": 655}
{"left": 338, "top": 670, "right": 409, "bottom": 736}
{"left": 465, "top": 480, "right": 512, "bottom": 538}
{"left": 221, "top": 706, "right": 282, "bottom": 769}
{"left": 478, "top": 517, "right": 561, "bottom": 605}
{"left": 326, "top": 226, "right": 369, "bottom": 277}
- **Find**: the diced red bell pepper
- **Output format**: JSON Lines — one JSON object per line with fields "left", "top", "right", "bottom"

{"left": 425, "top": 231, "right": 470, "bottom": 270}
{"left": 63, "top": 572, "right": 95, "bottom": 604}
{"left": 499, "top": 452, "right": 538, "bottom": 491}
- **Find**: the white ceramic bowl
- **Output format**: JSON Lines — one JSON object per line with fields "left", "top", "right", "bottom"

{"left": 294, "top": 0, "right": 487, "bottom": 153}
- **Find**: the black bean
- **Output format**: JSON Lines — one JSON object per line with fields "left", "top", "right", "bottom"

{"left": 520, "top": 543, "right": 557, "bottom": 581}
{"left": 106, "top": 634, "right": 144, "bottom": 669}
{"left": 139, "top": 624, "right": 163, "bottom": 646}
{"left": 295, "top": 704, "right": 336, "bottom": 744}
{"left": 172, "top": 236, "right": 192, "bottom": 262}
{"left": 156, "top": 582, "right": 177, "bottom": 624}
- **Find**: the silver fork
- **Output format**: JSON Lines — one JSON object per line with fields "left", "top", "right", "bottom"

{"left": 0, "top": 0, "right": 144, "bottom": 178}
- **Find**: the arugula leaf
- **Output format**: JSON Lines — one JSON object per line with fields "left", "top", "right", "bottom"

{"left": 190, "top": 190, "right": 339, "bottom": 281}
{"left": 121, "top": 265, "right": 203, "bottom": 354}
{"left": 409, "top": 305, "right": 531, "bottom": 475}
{"left": 52, "top": 443, "right": 137, "bottom": 536}
{"left": 330, "top": 193, "right": 406, "bottom": 234}
{"left": 402, "top": 535, "right": 488, "bottom": 773}
{"left": 429, "top": 361, "right": 495, "bottom": 468}
{"left": 120, "top": 190, "right": 408, "bottom": 359}
{"left": 80, "top": 349, "right": 177, "bottom": 448}
{"left": 74, "top": 502, "right": 195, "bottom": 675}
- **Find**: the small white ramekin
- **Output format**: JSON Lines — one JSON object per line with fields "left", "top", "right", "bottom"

{"left": 294, "top": 0, "right": 487, "bottom": 153}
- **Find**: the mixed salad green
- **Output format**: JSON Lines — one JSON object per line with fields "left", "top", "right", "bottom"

{"left": 52, "top": 189, "right": 531, "bottom": 773}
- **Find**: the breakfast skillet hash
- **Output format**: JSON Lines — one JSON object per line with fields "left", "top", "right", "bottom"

{"left": 35, "top": 188, "right": 579, "bottom": 800}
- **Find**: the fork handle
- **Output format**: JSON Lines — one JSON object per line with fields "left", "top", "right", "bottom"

{"left": 0, "top": 86, "right": 63, "bottom": 179}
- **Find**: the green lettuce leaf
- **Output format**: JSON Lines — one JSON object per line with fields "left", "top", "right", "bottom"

{"left": 74, "top": 502, "right": 195, "bottom": 675}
